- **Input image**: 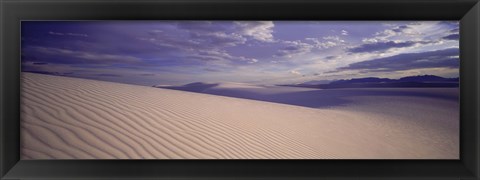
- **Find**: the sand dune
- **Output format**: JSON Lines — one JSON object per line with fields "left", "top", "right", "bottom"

{"left": 21, "top": 72, "right": 459, "bottom": 159}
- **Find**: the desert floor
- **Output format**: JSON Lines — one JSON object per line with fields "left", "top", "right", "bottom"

{"left": 21, "top": 72, "right": 459, "bottom": 159}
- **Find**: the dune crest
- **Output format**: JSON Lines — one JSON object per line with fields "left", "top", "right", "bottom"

{"left": 21, "top": 73, "right": 459, "bottom": 159}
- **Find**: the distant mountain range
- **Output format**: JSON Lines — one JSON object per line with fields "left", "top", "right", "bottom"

{"left": 285, "top": 75, "right": 459, "bottom": 89}
{"left": 298, "top": 79, "right": 332, "bottom": 85}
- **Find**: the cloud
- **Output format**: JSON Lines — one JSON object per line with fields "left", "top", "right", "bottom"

{"left": 203, "top": 68, "right": 222, "bottom": 72}
{"left": 95, "top": 73, "right": 122, "bottom": 77}
{"left": 324, "top": 55, "right": 341, "bottom": 60}
{"left": 442, "top": 34, "right": 459, "bottom": 40}
{"left": 147, "top": 27, "right": 245, "bottom": 50}
{"left": 185, "top": 50, "right": 231, "bottom": 62}
{"left": 66, "top": 33, "right": 88, "bottom": 37}
{"left": 333, "top": 48, "right": 459, "bottom": 73}
{"left": 174, "top": 21, "right": 274, "bottom": 45}
{"left": 377, "top": 24, "right": 418, "bottom": 37}
{"left": 439, "top": 21, "right": 459, "bottom": 27}
{"left": 362, "top": 24, "right": 421, "bottom": 43}
{"left": 186, "top": 49, "right": 258, "bottom": 64}
{"left": 347, "top": 40, "right": 431, "bottom": 53}
{"left": 341, "top": 30, "right": 349, "bottom": 36}
{"left": 190, "top": 31, "right": 247, "bottom": 47}
{"left": 354, "top": 22, "right": 458, "bottom": 55}
{"left": 139, "top": 73, "right": 156, "bottom": 76}
{"left": 275, "top": 40, "right": 314, "bottom": 58}
{"left": 362, "top": 38, "right": 380, "bottom": 44}
{"left": 248, "top": 59, "right": 259, "bottom": 64}
{"left": 32, "top": 62, "right": 48, "bottom": 65}
{"left": 289, "top": 70, "right": 301, "bottom": 75}
{"left": 449, "top": 28, "right": 459, "bottom": 33}
{"left": 234, "top": 21, "right": 275, "bottom": 42}
{"left": 49, "top": 31, "right": 88, "bottom": 37}
{"left": 174, "top": 22, "right": 247, "bottom": 47}
{"left": 176, "top": 21, "right": 227, "bottom": 32}
{"left": 142, "top": 21, "right": 259, "bottom": 66}
{"left": 29, "top": 46, "right": 142, "bottom": 64}
{"left": 391, "top": 25, "right": 410, "bottom": 33}
{"left": 306, "top": 36, "right": 345, "bottom": 49}
{"left": 48, "top": 31, "right": 64, "bottom": 36}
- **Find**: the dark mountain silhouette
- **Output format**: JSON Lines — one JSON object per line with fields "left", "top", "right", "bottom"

{"left": 330, "top": 77, "right": 395, "bottom": 84}
{"left": 397, "top": 75, "right": 458, "bottom": 82}
{"left": 299, "top": 80, "right": 332, "bottom": 85}
{"left": 281, "top": 75, "right": 459, "bottom": 89}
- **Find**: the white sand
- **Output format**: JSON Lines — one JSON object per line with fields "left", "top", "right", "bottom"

{"left": 21, "top": 72, "right": 459, "bottom": 159}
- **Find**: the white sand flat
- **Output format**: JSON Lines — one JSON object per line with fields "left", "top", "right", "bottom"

{"left": 21, "top": 72, "right": 459, "bottom": 159}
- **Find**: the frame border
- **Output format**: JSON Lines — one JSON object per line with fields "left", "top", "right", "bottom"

{"left": 1, "top": 0, "right": 479, "bottom": 179}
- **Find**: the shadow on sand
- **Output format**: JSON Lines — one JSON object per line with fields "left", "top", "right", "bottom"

{"left": 159, "top": 85, "right": 459, "bottom": 109}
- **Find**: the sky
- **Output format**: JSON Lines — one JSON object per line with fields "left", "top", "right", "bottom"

{"left": 21, "top": 21, "right": 459, "bottom": 86}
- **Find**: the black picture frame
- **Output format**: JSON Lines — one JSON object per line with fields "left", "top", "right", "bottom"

{"left": 1, "top": 0, "right": 479, "bottom": 179}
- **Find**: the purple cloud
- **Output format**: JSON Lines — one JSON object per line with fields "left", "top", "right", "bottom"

{"left": 347, "top": 40, "right": 430, "bottom": 53}
{"left": 391, "top": 25, "right": 409, "bottom": 33}
{"left": 234, "top": 21, "right": 275, "bottom": 42}
{"left": 442, "top": 34, "right": 460, "bottom": 40}
{"left": 275, "top": 40, "right": 313, "bottom": 57}
{"left": 334, "top": 48, "right": 459, "bottom": 72}
{"left": 26, "top": 46, "right": 142, "bottom": 65}
{"left": 49, "top": 31, "right": 88, "bottom": 37}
